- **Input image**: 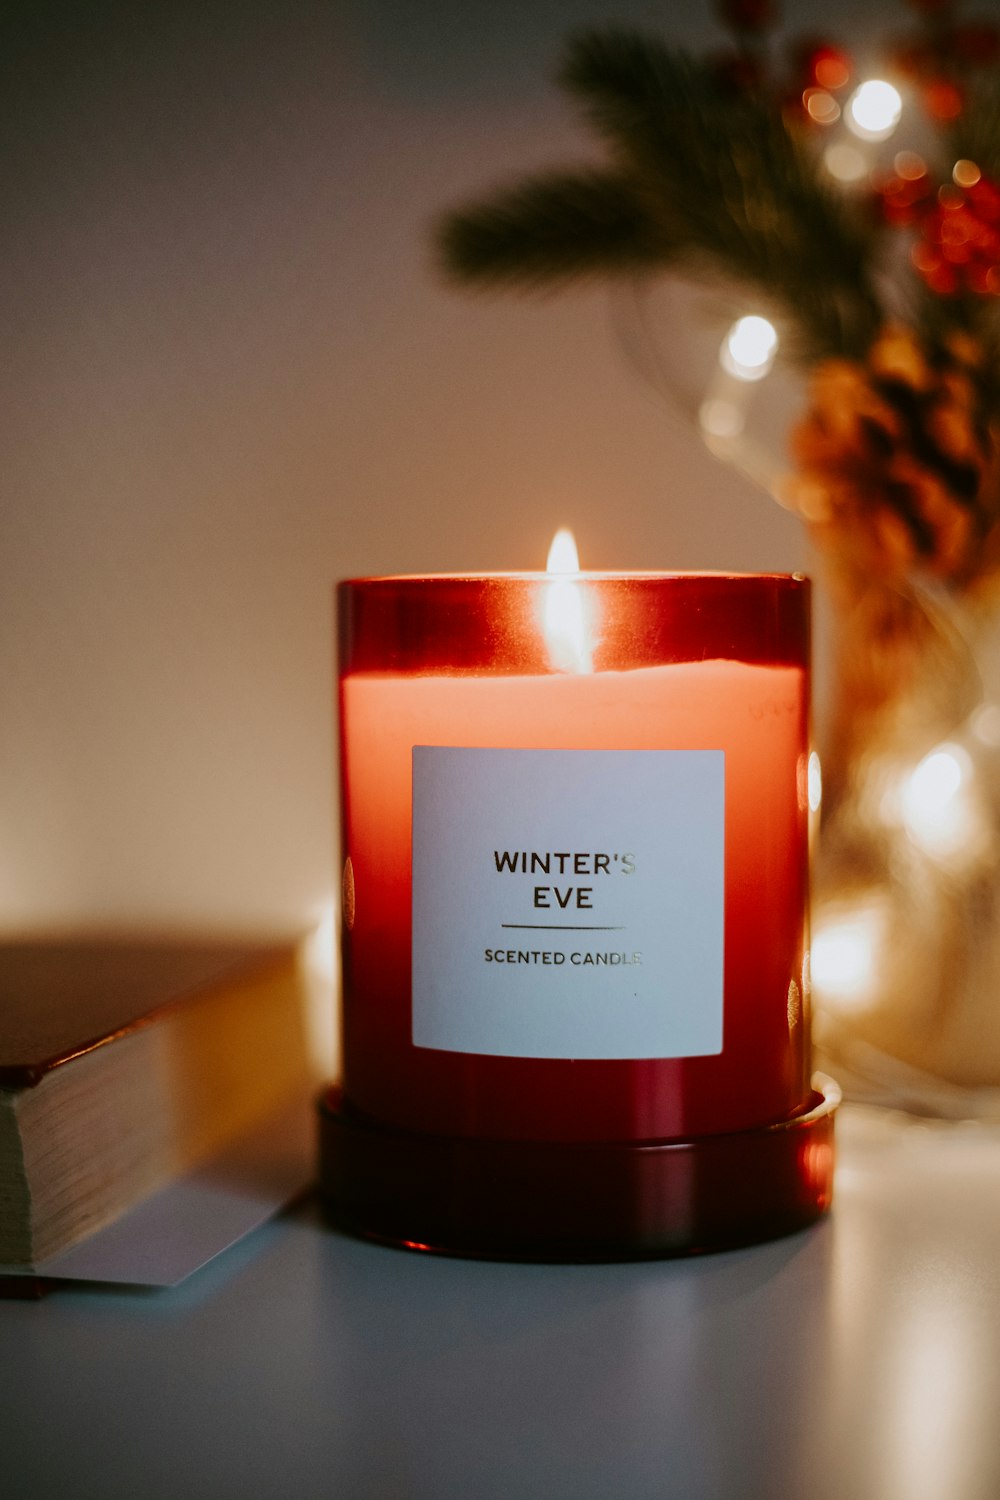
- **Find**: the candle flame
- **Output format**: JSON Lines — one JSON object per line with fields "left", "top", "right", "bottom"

{"left": 546, "top": 527, "right": 580, "bottom": 573}
{"left": 543, "top": 528, "right": 593, "bottom": 674}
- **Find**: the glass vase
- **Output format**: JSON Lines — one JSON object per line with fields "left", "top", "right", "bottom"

{"left": 812, "top": 580, "right": 1000, "bottom": 1117}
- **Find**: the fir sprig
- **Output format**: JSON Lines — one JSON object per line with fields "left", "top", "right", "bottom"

{"left": 438, "top": 168, "right": 674, "bottom": 289}
{"left": 437, "top": 29, "right": 883, "bottom": 362}
{"left": 434, "top": 3, "right": 1000, "bottom": 647}
{"left": 952, "top": 74, "right": 1000, "bottom": 183}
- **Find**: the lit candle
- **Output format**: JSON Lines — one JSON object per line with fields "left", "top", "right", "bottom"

{"left": 321, "top": 538, "right": 838, "bottom": 1257}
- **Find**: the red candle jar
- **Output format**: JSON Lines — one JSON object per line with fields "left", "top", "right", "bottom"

{"left": 319, "top": 568, "right": 838, "bottom": 1257}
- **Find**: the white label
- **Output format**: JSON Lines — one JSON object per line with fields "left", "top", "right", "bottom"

{"left": 411, "top": 747, "right": 724, "bottom": 1060}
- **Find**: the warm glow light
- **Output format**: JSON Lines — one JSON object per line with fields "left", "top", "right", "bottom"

{"left": 953, "top": 158, "right": 982, "bottom": 189}
{"left": 699, "top": 397, "right": 745, "bottom": 439}
{"left": 721, "top": 316, "right": 779, "bottom": 382}
{"left": 306, "top": 901, "right": 337, "bottom": 985}
{"left": 909, "top": 746, "right": 963, "bottom": 805}
{"left": 846, "top": 79, "right": 903, "bottom": 141}
{"left": 884, "top": 1293, "right": 983, "bottom": 1500}
{"left": 804, "top": 88, "right": 841, "bottom": 125}
{"left": 824, "top": 142, "right": 867, "bottom": 182}
{"left": 900, "top": 743, "right": 977, "bottom": 860}
{"left": 303, "top": 901, "right": 339, "bottom": 1076}
{"left": 895, "top": 151, "right": 926, "bottom": 181}
{"left": 812, "top": 899, "right": 887, "bottom": 1012}
{"left": 543, "top": 529, "right": 593, "bottom": 674}
{"left": 972, "top": 703, "right": 1000, "bottom": 748}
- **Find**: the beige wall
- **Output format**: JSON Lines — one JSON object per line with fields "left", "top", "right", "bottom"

{"left": 4, "top": 0, "right": 892, "bottom": 934}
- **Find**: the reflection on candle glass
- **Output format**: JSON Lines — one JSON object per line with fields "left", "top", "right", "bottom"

{"left": 303, "top": 899, "right": 340, "bottom": 1075}
{"left": 808, "top": 751, "right": 823, "bottom": 813}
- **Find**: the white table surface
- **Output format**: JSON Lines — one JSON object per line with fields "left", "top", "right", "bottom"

{"left": 4, "top": 1105, "right": 1000, "bottom": 1500}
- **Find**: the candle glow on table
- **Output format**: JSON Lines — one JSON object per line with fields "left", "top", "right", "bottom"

{"left": 324, "top": 539, "right": 837, "bottom": 1257}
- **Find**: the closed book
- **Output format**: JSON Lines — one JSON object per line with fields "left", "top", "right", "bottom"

{"left": 0, "top": 938, "right": 315, "bottom": 1269}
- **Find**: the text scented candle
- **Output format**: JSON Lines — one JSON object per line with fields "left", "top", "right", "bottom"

{"left": 320, "top": 546, "right": 839, "bottom": 1257}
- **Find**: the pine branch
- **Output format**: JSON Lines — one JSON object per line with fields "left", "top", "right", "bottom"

{"left": 935, "top": 73, "right": 1000, "bottom": 394}
{"left": 437, "top": 169, "right": 675, "bottom": 291}
{"left": 557, "top": 29, "right": 883, "bottom": 359}
{"left": 951, "top": 74, "right": 1000, "bottom": 182}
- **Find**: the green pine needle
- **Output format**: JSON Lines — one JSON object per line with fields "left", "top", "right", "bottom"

{"left": 437, "top": 169, "right": 676, "bottom": 291}
{"left": 436, "top": 27, "right": 886, "bottom": 361}
{"left": 952, "top": 75, "right": 1000, "bottom": 183}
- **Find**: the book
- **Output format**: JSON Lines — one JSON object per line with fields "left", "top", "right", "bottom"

{"left": 0, "top": 938, "right": 317, "bottom": 1270}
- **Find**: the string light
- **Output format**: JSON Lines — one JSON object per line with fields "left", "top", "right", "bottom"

{"left": 846, "top": 80, "right": 903, "bottom": 142}
{"left": 721, "top": 315, "right": 779, "bottom": 381}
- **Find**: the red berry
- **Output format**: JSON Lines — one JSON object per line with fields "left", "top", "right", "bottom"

{"left": 912, "top": 241, "right": 959, "bottom": 294}
{"left": 791, "top": 39, "right": 852, "bottom": 91}
{"left": 876, "top": 167, "right": 934, "bottom": 227}
{"left": 923, "top": 79, "right": 964, "bottom": 121}
{"left": 969, "top": 178, "right": 1000, "bottom": 223}
{"left": 813, "top": 47, "right": 851, "bottom": 91}
{"left": 914, "top": 175, "right": 1000, "bottom": 296}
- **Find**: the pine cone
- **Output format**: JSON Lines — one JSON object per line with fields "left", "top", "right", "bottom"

{"left": 787, "top": 326, "right": 999, "bottom": 588}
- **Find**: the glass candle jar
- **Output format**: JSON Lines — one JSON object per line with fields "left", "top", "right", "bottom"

{"left": 320, "top": 571, "right": 838, "bottom": 1257}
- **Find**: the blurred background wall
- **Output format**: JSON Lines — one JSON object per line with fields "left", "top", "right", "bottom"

{"left": 1, "top": 0, "right": 896, "bottom": 934}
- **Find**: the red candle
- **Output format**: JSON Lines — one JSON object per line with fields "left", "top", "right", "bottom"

{"left": 320, "top": 547, "right": 838, "bottom": 1257}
